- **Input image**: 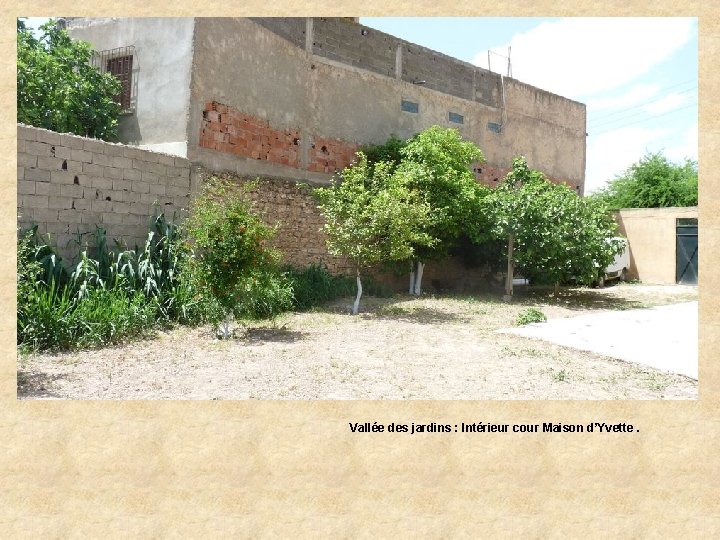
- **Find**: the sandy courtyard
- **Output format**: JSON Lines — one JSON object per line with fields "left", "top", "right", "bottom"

{"left": 17, "top": 284, "right": 698, "bottom": 400}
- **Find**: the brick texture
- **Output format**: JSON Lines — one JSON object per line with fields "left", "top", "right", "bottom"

{"left": 199, "top": 101, "right": 359, "bottom": 174}
{"left": 17, "top": 124, "right": 191, "bottom": 263}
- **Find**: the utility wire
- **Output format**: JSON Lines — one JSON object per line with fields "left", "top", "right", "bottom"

{"left": 589, "top": 86, "right": 697, "bottom": 128}
{"left": 589, "top": 102, "right": 698, "bottom": 136}
{"left": 586, "top": 79, "right": 696, "bottom": 122}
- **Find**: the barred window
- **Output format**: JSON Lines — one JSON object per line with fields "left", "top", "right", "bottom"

{"left": 92, "top": 46, "right": 136, "bottom": 113}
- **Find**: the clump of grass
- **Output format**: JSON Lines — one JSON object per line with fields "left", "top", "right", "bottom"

{"left": 285, "top": 264, "right": 356, "bottom": 310}
{"left": 515, "top": 307, "right": 547, "bottom": 326}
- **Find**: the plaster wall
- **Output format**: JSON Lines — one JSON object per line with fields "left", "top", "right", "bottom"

{"left": 615, "top": 207, "right": 698, "bottom": 284}
{"left": 67, "top": 17, "right": 195, "bottom": 156}
{"left": 189, "top": 18, "right": 586, "bottom": 190}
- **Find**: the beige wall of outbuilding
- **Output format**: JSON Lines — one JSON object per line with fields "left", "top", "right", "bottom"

{"left": 615, "top": 207, "right": 698, "bottom": 285}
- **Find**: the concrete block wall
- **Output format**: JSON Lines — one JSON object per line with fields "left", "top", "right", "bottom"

{"left": 17, "top": 124, "right": 192, "bottom": 263}
{"left": 254, "top": 17, "right": 501, "bottom": 107}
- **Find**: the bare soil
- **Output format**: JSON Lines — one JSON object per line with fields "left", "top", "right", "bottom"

{"left": 17, "top": 283, "right": 698, "bottom": 400}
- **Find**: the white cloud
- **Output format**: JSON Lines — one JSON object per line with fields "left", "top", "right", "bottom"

{"left": 643, "top": 92, "right": 691, "bottom": 115}
{"left": 473, "top": 18, "right": 695, "bottom": 100}
{"left": 585, "top": 126, "right": 671, "bottom": 193}
{"left": 586, "top": 83, "right": 660, "bottom": 111}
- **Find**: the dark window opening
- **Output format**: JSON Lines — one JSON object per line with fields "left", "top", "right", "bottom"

{"left": 401, "top": 100, "right": 419, "bottom": 113}
{"left": 449, "top": 112, "right": 464, "bottom": 124}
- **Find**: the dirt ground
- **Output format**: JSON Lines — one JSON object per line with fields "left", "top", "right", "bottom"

{"left": 17, "top": 283, "right": 698, "bottom": 400}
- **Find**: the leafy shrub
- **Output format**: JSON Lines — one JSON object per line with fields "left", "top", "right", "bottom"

{"left": 515, "top": 307, "right": 547, "bottom": 326}
{"left": 185, "top": 177, "right": 289, "bottom": 333}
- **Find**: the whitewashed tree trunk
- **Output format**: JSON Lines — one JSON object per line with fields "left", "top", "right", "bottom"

{"left": 414, "top": 261, "right": 425, "bottom": 296}
{"left": 503, "top": 234, "right": 514, "bottom": 302}
{"left": 352, "top": 270, "right": 363, "bottom": 315}
{"left": 220, "top": 313, "right": 232, "bottom": 339}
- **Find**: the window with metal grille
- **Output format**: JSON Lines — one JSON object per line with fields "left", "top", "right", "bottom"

{"left": 107, "top": 55, "right": 133, "bottom": 111}
{"left": 92, "top": 46, "right": 136, "bottom": 113}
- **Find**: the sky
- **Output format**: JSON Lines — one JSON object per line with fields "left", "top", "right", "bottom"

{"left": 361, "top": 17, "right": 698, "bottom": 194}
{"left": 22, "top": 17, "right": 698, "bottom": 194}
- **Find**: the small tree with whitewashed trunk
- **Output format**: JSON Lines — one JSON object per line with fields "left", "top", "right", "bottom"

{"left": 395, "top": 127, "right": 487, "bottom": 295}
{"left": 315, "top": 155, "right": 434, "bottom": 314}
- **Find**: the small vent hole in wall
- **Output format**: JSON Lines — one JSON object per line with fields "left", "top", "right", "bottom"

{"left": 105, "top": 196, "right": 111, "bottom": 201}
{"left": 62, "top": 160, "right": 67, "bottom": 170}
{"left": 51, "top": 146, "right": 56, "bottom": 157}
{"left": 73, "top": 176, "right": 79, "bottom": 184}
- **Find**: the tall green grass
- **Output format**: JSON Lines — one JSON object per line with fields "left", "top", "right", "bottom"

{"left": 17, "top": 216, "right": 217, "bottom": 352}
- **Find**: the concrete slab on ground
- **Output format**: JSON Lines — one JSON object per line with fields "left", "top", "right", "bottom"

{"left": 497, "top": 301, "right": 698, "bottom": 379}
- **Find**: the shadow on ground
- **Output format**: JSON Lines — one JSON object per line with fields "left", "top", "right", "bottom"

{"left": 515, "top": 286, "right": 645, "bottom": 311}
{"left": 17, "top": 371, "right": 66, "bottom": 399}
{"left": 240, "top": 327, "right": 307, "bottom": 343}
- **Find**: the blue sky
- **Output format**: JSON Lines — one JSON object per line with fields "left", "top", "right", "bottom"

{"left": 362, "top": 17, "right": 698, "bottom": 193}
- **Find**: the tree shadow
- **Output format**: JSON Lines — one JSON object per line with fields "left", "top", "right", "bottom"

{"left": 240, "top": 326, "right": 308, "bottom": 344}
{"left": 363, "top": 298, "right": 471, "bottom": 325}
{"left": 17, "top": 370, "right": 66, "bottom": 399}
{"left": 513, "top": 286, "right": 646, "bottom": 312}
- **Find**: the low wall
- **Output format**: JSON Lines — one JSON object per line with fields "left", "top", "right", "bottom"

{"left": 615, "top": 207, "right": 698, "bottom": 284}
{"left": 17, "top": 124, "right": 193, "bottom": 263}
{"left": 17, "top": 124, "right": 495, "bottom": 292}
{"left": 204, "top": 171, "right": 495, "bottom": 291}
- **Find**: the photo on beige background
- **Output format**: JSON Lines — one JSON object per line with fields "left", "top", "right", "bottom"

{"left": 16, "top": 16, "right": 699, "bottom": 400}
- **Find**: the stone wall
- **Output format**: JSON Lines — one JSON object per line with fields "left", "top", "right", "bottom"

{"left": 17, "top": 124, "right": 193, "bottom": 263}
{"left": 204, "top": 171, "right": 354, "bottom": 275}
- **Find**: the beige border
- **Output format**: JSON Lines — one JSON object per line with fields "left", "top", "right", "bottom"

{"left": 4, "top": 4, "right": 718, "bottom": 537}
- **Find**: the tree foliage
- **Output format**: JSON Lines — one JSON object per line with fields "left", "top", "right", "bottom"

{"left": 397, "top": 126, "right": 490, "bottom": 262}
{"left": 314, "top": 155, "right": 435, "bottom": 312}
{"left": 483, "top": 157, "right": 623, "bottom": 291}
{"left": 590, "top": 152, "right": 698, "bottom": 209}
{"left": 17, "top": 18, "right": 122, "bottom": 141}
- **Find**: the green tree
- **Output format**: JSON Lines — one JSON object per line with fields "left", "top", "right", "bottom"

{"left": 17, "top": 18, "right": 121, "bottom": 141}
{"left": 483, "top": 157, "right": 622, "bottom": 299}
{"left": 396, "top": 126, "right": 489, "bottom": 294}
{"left": 591, "top": 152, "right": 698, "bottom": 209}
{"left": 185, "top": 177, "right": 291, "bottom": 337}
{"left": 314, "top": 155, "right": 434, "bottom": 314}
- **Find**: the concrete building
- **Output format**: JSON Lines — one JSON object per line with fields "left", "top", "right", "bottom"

{"left": 67, "top": 17, "right": 587, "bottom": 193}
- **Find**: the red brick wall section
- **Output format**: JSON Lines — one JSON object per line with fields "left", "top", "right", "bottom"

{"left": 199, "top": 101, "right": 358, "bottom": 173}
{"left": 199, "top": 102, "right": 301, "bottom": 167}
{"left": 307, "top": 136, "right": 359, "bottom": 174}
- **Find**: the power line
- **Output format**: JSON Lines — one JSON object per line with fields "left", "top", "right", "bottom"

{"left": 588, "top": 85, "right": 697, "bottom": 128}
{"left": 587, "top": 78, "right": 696, "bottom": 120}
{"left": 589, "top": 102, "right": 698, "bottom": 136}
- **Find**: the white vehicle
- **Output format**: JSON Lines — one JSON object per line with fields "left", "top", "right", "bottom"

{"left": 598, "top": 237, "right": 630, "bottom": 287}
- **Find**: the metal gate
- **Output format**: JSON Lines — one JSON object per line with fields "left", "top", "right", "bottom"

{"left": 676, "top": 218, "right": 698, "bottom": 284}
